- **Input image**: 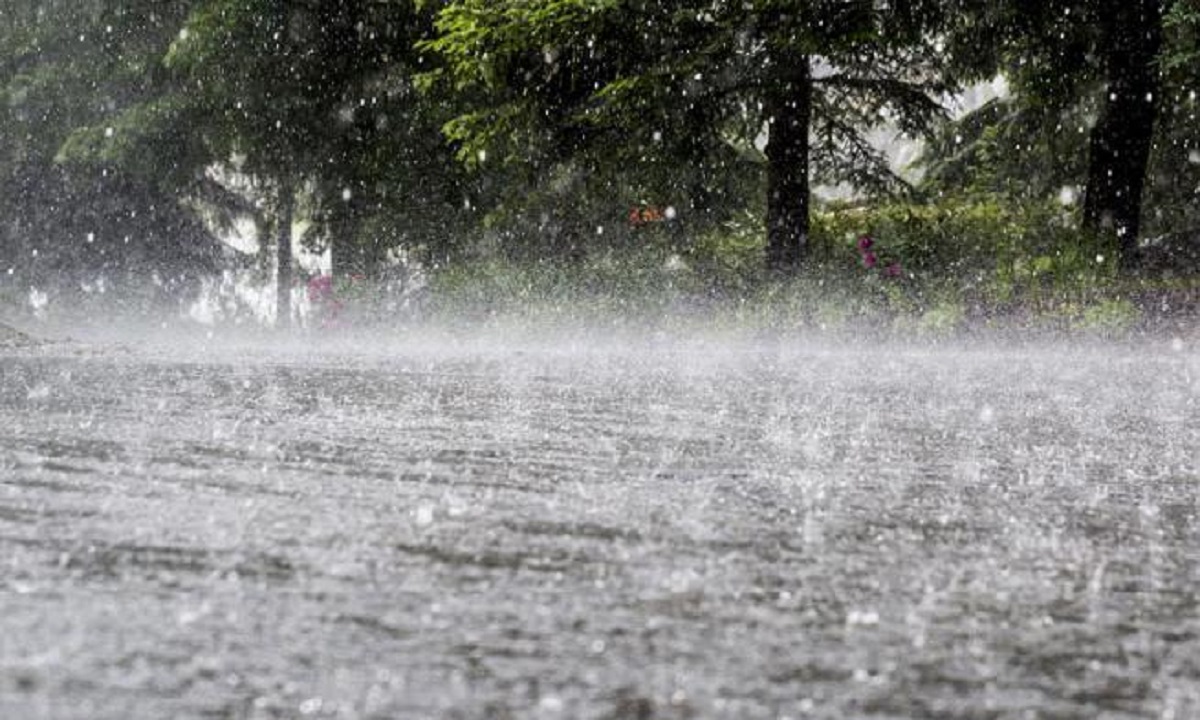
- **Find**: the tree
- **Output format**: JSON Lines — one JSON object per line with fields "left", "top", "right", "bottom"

{"left": 165, "top": 0, "right": 479, "bottom": 322}
{"left": 424, "top": 0, "right": 951, "bottom": 273}
{"left": 164, "top": 0, "right": 349, "bottom": 325}
{"left": 1145, "top": 1, "right": 1200, "bottom": 246}
{"left": 1, "top": 0, "right": 228, "bottom": 310}
{"left": 1080, "top": 0, "right": 1163, "bottom": 268}
{"left": 930, "top": 1, "right": 1180, "bottom": 270}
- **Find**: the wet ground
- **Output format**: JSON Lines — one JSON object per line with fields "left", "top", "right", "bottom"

{"left": 1, "top": 334, "right": 1198, "bottom": 719}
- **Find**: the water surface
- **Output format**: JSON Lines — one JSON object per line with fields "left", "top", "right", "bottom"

{"left": 1, "top": 336, "right": 1197, "bottom": 719}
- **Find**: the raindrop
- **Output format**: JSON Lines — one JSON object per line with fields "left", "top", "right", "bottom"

{"left": 341, "top": 188, "right": 352, "bottom": 202}
{"left": 538, "top": 696, "right": 564, "bottom": 713}
{"left": 846, "top": 609, "right": 879, "bottom": 626}
{"left": 299, "top": 698, "right": 322, "bottom": 715}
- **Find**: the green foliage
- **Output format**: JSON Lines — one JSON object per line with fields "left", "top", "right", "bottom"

{"left": 422, "top": 0, "right": 954, "bottom": 263}
{"left": 929, "top": 0, "right": 1197, "bottom": 258}
{"left": 688, "top": 211, "right": 771, "bottom": 294}
{"left": 1164, "top": 1, "right": 1200, "bottom": 71}
{"left": 166, "top": 0, "right": 324, "bottom": 172}
{"left": 4, "top": 0, "right": 1198, "bottom": 326}
{"left": 414, "top": 193, "right": 1170, "bottom": 338}
{"left": 1076, "top": 298, "right": 1140, "bottom": 335}
{"left": 811, "top": 195, "right": 1121, "bottom": 311}
{"left": 126, "top": 1, "right": 475, "bottom": 274}
{"left": 919, "top": 96, "right": 1093, "bottom": 202}
{"left": 0, "top": 0, "right": 228, "bottom": 303}
{"left": 424, "top": 248, "right": 695, "bottom": 326}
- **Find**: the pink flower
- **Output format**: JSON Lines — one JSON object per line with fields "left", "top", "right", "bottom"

{"left": 857, "top": 235, "right": 874, "bottom": 252}
{"left": 884, "top": 262, "right": 902, "bottom": 278}
{"left": 307, "top": 274, "right": 345, "bottom": 329}
{"left": 307, "top": 274, "right": 334, "bottom": 301}
{"left": 862, "top": 251, "right": 878, "bottom": 269}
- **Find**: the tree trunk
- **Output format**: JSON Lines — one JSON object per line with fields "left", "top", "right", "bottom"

{"left": 765, "top": 55, "right": 812, "bottom": 274}
{"left": 276, "top": 180, "right": 295, "bottom": 327}
{"left": 1082, "top": 0, "right": 1163, "bottom": 271}
{"left": 331, "top": 222, "right": 360, "bottom": 279}
{"left": 330, "top": 189, "right": 369, "bottom": 279}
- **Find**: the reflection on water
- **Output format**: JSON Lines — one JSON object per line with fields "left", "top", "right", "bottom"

{"left": 1, "top": 339, "right": 1197, "bottom": 719}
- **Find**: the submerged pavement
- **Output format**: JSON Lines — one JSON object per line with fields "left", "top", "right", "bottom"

{"left": 1, "top": 336, "right": 1197, "bottom": 719}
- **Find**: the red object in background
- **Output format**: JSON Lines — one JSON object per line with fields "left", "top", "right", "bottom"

{"left": 307, "top": 274, "right": 344, "bottom": 327}
{"left": 307, "top": 274, "right": 334, "bottom": 302}
{"left": 628, "top": 205, "right": 665, "bottom": 226}
{"left": 855, "top": 234, "right": 902, "bottom": 279}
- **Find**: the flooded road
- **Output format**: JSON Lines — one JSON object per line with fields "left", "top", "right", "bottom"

{"left": 2, "top": 336, "right": 1198, "bottom": 719}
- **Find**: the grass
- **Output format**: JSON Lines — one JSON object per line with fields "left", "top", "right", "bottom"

{"left": 409, "top": 197, "right": 1200, "bottom": 340}
{"left": 5, "top": 196, "right": 1197, "bottom": 340}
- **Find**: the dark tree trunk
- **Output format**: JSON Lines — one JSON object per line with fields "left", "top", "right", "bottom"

{"left": 330, "top": 214, "right": 362, "bottom": 279}
{"left": 276, "top": 181, "right": 295, "bottom": 327}
{"left": 1082, "top": 0, "right": 1163, "bottom": 271}
{"left": 330, "top": 184, "right": 380, "bottom": 279}
{"left": 765, "top": 55, "right": 812, "bottom": 274}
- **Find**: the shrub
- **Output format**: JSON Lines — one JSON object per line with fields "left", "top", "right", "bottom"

{"left": 409, "top": 193, "right": 1185, "bottom": 337}
{"left": 810, "top": 195, "right": 1117, "bottom": 308}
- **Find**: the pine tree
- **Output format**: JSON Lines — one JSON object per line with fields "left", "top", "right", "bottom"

{"left": 164, "top": 0, "right": 477, "bottom": 321}
{"left": 424, "top": 0, "right": 951, "bottom": 273}
{"left": 930, "top": 1, "right": 1186, "bottom": 271}
{"left": 1, "top": 0, "right": 224, "bottom": 308}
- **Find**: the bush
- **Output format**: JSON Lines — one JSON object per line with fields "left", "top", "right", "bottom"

{"left": 403, "top": 193, "right": 1190, "bottom": 337}
{"left": 1076, "top": 298, "right": 1140, "bottom": 335}
{"left": 810, "top": 195, "right": 1119, "bottom": 310}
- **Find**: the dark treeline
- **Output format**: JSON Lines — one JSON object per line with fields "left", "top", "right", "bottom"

{"left": 2, "top": 1, "right": 1198, "bottom": 318}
